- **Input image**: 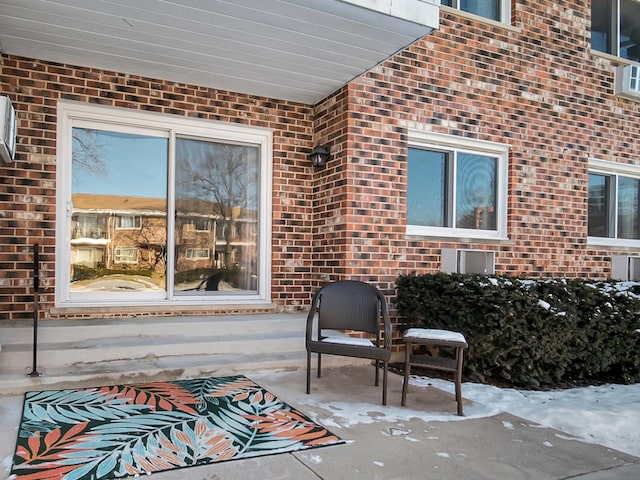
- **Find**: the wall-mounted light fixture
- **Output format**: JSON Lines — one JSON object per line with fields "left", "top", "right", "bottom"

{"left": 309, "top": 145, "right": 330, "bottom": 168}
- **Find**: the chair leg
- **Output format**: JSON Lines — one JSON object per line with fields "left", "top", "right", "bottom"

{"left": 317, "top": 353, "right": 322, "bottom": 378}
{"left": 306, "top": 351, "right": 311, "bottom": 394}
{"left": 374, "top": 359, "right": 380, "bottom": 386}
{"left": 382, "top": 360, "right": 388, "bottom": 406}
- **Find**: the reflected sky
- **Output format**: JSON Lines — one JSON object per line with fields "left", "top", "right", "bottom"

{"left": 72, "top": 128, "right": 168, "bottom": 198}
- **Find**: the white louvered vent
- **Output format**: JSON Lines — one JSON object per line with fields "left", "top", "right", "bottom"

{"left": 615, "top": 64, "right": 640, "bottom": 100}
{"left": 611, "top": 255, "right": 640, "bottom": 281}
{"left": 441, "top": 249, "right": 495, "bottom": 275}
{"left": 0, "top": 96, "right": 16, "bottom": 163}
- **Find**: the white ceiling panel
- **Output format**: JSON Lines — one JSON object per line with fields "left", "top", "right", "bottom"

{"left": 0, "top": 0, "right": 439, "bottom": 104}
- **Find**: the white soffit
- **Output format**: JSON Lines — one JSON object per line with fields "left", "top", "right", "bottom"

{"left": 0, "top": 0, "right": 439, "bottom": 104}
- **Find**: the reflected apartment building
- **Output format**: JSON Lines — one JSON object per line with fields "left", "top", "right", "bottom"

{"left": 70, "top": 193, "right": 257, "bottom": 292}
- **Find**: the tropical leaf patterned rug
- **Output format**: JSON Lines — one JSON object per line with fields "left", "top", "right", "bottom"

{"left": 11, "top": 375, "right": 343, "bottom": 479}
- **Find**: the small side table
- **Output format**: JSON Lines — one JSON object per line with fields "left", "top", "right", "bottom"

{"left": 401, "top": 328, "right": 468, "bottom": 416}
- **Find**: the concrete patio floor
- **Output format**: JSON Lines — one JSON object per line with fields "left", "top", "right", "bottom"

{"left": 1, "top": 365, "right": 639, "bottom": 480}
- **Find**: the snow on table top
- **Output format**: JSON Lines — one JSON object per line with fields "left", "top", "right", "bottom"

{"left": 404, "top": 328, "right": 466, "bottom": 344}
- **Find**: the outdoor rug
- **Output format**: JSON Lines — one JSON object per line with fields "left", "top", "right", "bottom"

{"left": 11, "top": 375, "right": 343, "bottom": 479}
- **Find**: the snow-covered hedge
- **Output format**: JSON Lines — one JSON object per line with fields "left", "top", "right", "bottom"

{"left": 395, "top": 273, "right": 640, "bottom": 388}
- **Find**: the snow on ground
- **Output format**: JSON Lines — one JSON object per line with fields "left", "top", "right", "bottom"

{"left": 303, "top": 376, "right": 640, "bottom": 458}
{"left": 427, "top": 377, "right": 640, "bottom": 458}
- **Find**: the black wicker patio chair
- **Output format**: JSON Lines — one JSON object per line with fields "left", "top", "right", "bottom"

{"left": 305, "top": 280, "right": 392, "bottom": 405}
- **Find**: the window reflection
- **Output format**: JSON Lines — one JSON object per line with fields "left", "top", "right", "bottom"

{"left": 617, "top": 176, "right": 640, "bottom": 239}
{"left": 588, "top": 172, "right": 640, "bottom": 241}
{"left": 70, "top": 128, "right": 168, "bottom": 293}
{"left": 174, "top": 138, "right": 259, "bottom": 293}
{"left": 442, "top": 0, "right": 501, "bottom": 22}
{"left": 407, "top": 148, "right": 447, "bottom": 227}
{"left": 456, "top": 153, "right": 496, "bottom": 230}
{"left": 592, "top": 0, "right": 640, "bottom": 61}
{"left": 588, "top": 173, "right": 610, "bottom": 237}
{"left": 460, "top": 0, "right": 499, "bottom": 21}
{"left": 407, "top": 148, "right": 497, "bottom": 231}
{"left": 621, "top": 0, "right": 640, "bottom": 61}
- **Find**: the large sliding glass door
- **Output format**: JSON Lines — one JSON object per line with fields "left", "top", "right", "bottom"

{"left": 57, "top": 102, "right": 272, "bottom": 307}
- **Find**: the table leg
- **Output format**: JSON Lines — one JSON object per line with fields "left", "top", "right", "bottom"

{"left": 455, "top": 346, "right": 464, "bottom": 416}
{"left": 401, "top": 340, "right": 411, "bottom": 406}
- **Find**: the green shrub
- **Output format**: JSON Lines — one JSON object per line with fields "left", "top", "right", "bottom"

{"left": 395, "top": 272, "right": 640, "bottom": 388}
{"left": 72, "top": 265, "right": 152, "bottom": 282}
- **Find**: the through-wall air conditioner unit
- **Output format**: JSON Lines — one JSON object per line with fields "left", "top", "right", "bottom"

{"left": 611, "top": 255, "right": 640, "bottom": 281}
{"left": 614, "top": 64, "right": 640, "bottom": 100}
{"left": 0, "top": 96, "right": 17, "bottom": 163}
{"left": 441, "top": 248, "right": 495, "bottom": 275}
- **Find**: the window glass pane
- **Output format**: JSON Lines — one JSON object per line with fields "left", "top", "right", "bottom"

{"left": 588, "top": 173, "right": 611, "bottom": 237}
{"left": 75, "top": 246, "right": 104, "bottom": 267}
{"left": 441, "top": 0, "right": 453, "bottom": 6}
{"left": 407, "top": 148, "right": 447, "bottom": 227}
{"left": 460, "top": 0, "right": 500, "bottom": 21}
{"left": 73, "top": 214, "right": 105, "bottom": 240}
{"left": 114, "top": 246, "right": 138, "bottom": 263}
{"left": 195, "top": 218, "right": 210, "bottom": 231}
{"left": 620, "top": 0, "right": 640, "bottom": 61}
{"left": 591, "top": 0, "right": 615, "bottom": 54}
{"left": 174, "top": 138, "right": 259, "bottom": 293}
{"left": 116, "top": 215, "right": 141, "bottom": 229}
{"left": 617, "top": 176, "right": 640, "bottom": 239}
{"left": 186, "top": 248, "right": 210, "bottom": 260}
{"left": 455, "top": 153, "right": 497, "bottom": 230}
{"left": 71, "top": 128, "right": 168, "bottom": 293}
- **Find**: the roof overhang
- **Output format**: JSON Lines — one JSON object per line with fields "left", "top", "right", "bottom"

{"left": 0, "top": 0, "right": 439, "bottom": 104}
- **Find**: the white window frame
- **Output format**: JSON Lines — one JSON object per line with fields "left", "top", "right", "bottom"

{"left": 55, "top": 101, "right": 273, "bottom": 307}
{"left": 407, "top": 130, "right": 509, "bottom": 241}
{"left": 194, "top": 218, "right": 211, "bottom": 232}
{"left": 588, "top": 158, "right": 640, "bottom": 248}
{"left": 441, "top": 0, "right": 511, "bottom": 24}
{"left": 74, "top": 246, "right": 104, "bottom": 267}
{"left": 185, "top": 248, "right": 210, "bottom": 260}
{"left": 116, "top": 215, "right": 141, "bottom": 230}
{"left": 114, "top": 246, "right": 138, "bottom": 264}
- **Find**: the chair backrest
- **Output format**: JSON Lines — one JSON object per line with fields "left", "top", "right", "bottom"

{"left": 315, "top": 280, "right": 384, "bottom": 335}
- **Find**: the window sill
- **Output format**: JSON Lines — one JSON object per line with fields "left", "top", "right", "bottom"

{"left": 405, "top": 233, "right": 513, "bottom": 245}
{"left": 590, "top": 50, "right": 639, "bottom": 67}
{"left": 51, "top": 302, "right": 279, "bottom": 318}
{"left": 587, "top": 237, "right": 640, "bottom": 250}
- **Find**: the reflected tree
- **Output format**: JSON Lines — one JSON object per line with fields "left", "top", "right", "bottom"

{"left": 176, "top": 140, "right": 258, "bottom": 269}
{"left": 72, "top": 128, "right": 107, "bottom": 182}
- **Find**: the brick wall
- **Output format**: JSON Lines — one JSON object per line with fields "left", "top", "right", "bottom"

{"left": 0, "top": 56, "right": 316, "bottom": 320}
{"left": 2, "top": 0, "right": 640, "bottom": 322}
{"left": 311, "top": 0, "right": 640, "bottom": 302}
